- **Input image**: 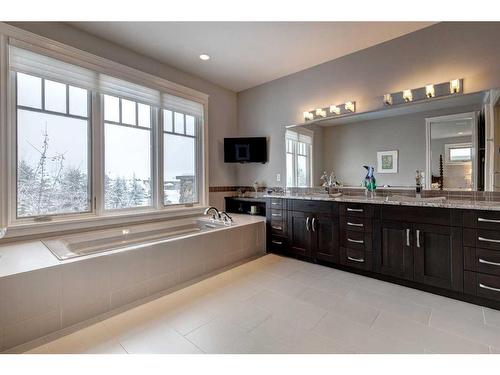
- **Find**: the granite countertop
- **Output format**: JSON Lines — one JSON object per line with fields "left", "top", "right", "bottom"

{"left": 263, "top": 193, "right": 500, "bottom": 211}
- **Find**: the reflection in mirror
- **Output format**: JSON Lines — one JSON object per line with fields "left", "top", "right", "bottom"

{"left": 285, "top": 128, "right": 313, "bottom": 187}
{"left": 427, "top": 113, "right": 477, "bottom": 191}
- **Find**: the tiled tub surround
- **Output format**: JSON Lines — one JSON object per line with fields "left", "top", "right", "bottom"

{"left": 0, "top": 214, "right": 265, "bottom": 352}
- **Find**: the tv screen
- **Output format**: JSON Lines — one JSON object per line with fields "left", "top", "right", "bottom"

{"left": 224, "top": 137, "right": 267, "bottom": 163}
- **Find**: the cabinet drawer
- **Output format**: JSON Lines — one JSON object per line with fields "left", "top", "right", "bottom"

{"left": 340, "top": 203, "right": 373, "bottom": 218}
{"left": 464, "top": 228, "right": 500, "bottom": 251}
{"left": 463, "top": 210, "right": 500, "bottom": 230}
{"left": 269, "top": 220, "right": 286, "bottom": 235}
{"left": 381, "top": 206, "right": 452, "bottom": 226}
{"left": 268, "top": 198, "right": 284, "bottom": 209}
{"left": 290, "top": 200, "right": 332, "bottom": 214}
{"left": 269, "top": 209, "right": 284, "bottom": 219}
{"left": 268, "top": 235, "right": 287, "bottom": 253}
{"left": 341, "top": 230, "right": 366, "bottom": 251}
{"left": 464, "top": 271, "right": 500, "bottom": 302}
{"left": 341, "top": 216, "right": 372, "bottom": 232}
{"left": 340, "top": 247, "right": 372, "bottom": 271}
{"left": 464, "top": 247, "right": 500, "bottom": 277}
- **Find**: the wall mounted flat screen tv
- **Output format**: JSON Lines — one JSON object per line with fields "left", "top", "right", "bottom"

{"left": 224, "top": 137, "right": 267, "bottom": 163}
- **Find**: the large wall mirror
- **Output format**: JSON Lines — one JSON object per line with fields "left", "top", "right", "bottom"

{"left": 286, "top": 88, "right": 500, "bottom": 191}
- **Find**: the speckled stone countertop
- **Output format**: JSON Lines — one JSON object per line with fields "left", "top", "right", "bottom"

{"left": 263, "top": 193, "right": 500, "bottom": 211}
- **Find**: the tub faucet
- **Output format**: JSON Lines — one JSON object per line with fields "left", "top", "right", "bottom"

{"left": 204, "top": 206, "right": 221, "bottom": 220}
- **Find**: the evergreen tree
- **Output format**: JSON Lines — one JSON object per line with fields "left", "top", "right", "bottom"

{"left": 128, "top": 173, "right": 145, "bottom": 207}
{"left": 110, "top": 177, "right": 128, "bottom": 209}
{"left": 59, "top": 167, "right": 89, "bottom": 212}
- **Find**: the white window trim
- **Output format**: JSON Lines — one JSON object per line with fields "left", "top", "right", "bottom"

{"left": 285, "top": 129, "right": 313, "bottom": 188}
{"left": 0, "top": 22, "right": 210, "bottom": 240}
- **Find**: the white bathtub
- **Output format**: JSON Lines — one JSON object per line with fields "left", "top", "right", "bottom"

{"left": 43, "top": 218, "right": 227, "bottom": 260}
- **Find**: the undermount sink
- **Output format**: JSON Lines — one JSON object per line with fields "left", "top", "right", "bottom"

{"left": 386, "top": 195, "right": 447, "bottom": 203}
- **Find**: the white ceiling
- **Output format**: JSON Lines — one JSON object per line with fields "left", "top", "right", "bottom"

{"left": 69, "top": 22, "right": 435, "bottom": 92}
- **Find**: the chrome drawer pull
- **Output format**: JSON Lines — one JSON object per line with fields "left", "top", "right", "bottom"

{"left": 347, "top": 238, "right": 364, "bottom": 244}
{"left": 478, "top": 217, "right": 500, "bottom": 223}
{"left": 271, "top": 225, "right": 282, "bottom": 230}
{"left": 271, "top": 240, "right": 283, "bottom": 245}
{"left": 347, "top": 208, "right": 363, "bottom": 212}
{"left": 478, "top": 236, "right": 500, "bottom": 244}
{"left": 271, "top": 202, "right": 279, "bottom": 206}
{"left": 479, "top": 258, "right": 500, "bottom": 267}
{"left": 347, "top": 256, "right": 365, "bottom": 263}
{"left": 406, "top": 228, "right": 410, "bottom": 247}
{"left": 271, "top": 213, "right": 281, "bottom": 217}
{"left": 347, "top": 222, "right": 363, "bottom": 227}
{"left": 479, "top": 283, "right": 500, "bottom": 293}
{"left": 416, "top": 230, "right": 421, "bottom": 248}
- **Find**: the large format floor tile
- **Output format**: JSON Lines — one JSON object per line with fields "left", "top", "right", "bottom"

{"left": 21, "top": 254, "right": 500, "bottom": 354}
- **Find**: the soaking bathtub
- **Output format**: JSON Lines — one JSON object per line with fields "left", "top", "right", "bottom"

{"left": 42, "top": 217, "right": 227, "bottom": 260}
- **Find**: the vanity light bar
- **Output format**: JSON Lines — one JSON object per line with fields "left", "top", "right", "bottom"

{"left": 303, "top": 101, "right": 356, "bottom": 121}
{"left": 383, "top": 79, "right": 463, "bottom": 106}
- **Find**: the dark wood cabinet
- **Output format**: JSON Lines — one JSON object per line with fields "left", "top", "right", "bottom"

{"left": 265, "top": 198, "right": 500, "bottom": 311}
{"left": 312, "top": 213, "right": 339, "bottom": 263}
{"left": 378, "top": 220, "right": 414, "bottom": 280}
{"left": 287, "top": 210, "right": 312, "bottom": 258}
{"left": 413, "top": 224, "right": 463, "bottom": 292}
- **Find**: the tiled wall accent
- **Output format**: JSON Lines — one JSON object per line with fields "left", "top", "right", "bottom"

{"left": 0, "top": 221, "right": 266, "bottom": 352}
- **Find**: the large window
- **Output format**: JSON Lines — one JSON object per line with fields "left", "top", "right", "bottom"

{"left": 286, "top": 130, "right": 312, "bottom": 187}
{"left": 16, "top": 72, "right": 90, "bottom": 217}
{"left": 6, "top": 42, "right": 206, "bottom": 228}
{"left": 104, "top": 95, "right": 152, "bottom": 210}
{"left": 163, "top": 110, "right": 198, "bottom": 205}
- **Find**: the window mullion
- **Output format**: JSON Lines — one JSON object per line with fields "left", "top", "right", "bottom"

{"left": 93, "top": 92, "right": 104, "bottom": 216}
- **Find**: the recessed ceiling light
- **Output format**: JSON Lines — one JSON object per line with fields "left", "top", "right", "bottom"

{"left": 199, "top": 54, "right": 210, "bottom": 61}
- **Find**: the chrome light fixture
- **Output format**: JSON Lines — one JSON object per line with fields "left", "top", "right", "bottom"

{"left": 383, "top": 93, "right": 393, "bottom": 106}
{"left": 402, "top": 89, "right": 413, "bottom": 102}
{"left": 345, "top": 101, "right": 355, "bottom": 112}
{"left": 303, "top": 111, "right": 314, "bottom": 121}
{"left": 315, "top": 108, "right": 326, "bottom": 118}
{"left": 329, "top": 105, "right": 341, "bottom": 115}
{"left": 425, "top": 84, "right": 435, "bottom": 98}
{"left": 450, "top": 79, "right": 461, "bottom": 94}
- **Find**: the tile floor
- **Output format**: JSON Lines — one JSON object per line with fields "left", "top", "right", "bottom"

{"left": 23, "top": 254, "right": 500, "bottom": 354}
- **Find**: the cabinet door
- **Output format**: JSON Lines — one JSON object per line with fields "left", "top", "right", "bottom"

{"left": 312, "top": 214, "right": 339, "bottom": 264}
{"left": 287, "top": 210, "right": 312, "bottom": 258}
{"left": 413, "top": 224, "right": 463, "bottom": 292}
{"left": 378, "top": 221, "right": 414, "bottom": 280}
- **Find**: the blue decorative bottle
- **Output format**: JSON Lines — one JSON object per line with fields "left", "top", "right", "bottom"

{"left": 363, "top": 166, "right": 376, "bottom": 197}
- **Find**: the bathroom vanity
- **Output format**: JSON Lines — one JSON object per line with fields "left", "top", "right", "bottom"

{"left": 266, "top": 195, "right": 500, "bottom": 310}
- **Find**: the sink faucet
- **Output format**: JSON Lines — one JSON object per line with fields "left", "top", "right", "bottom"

{"left": 219, "top": 211, "right": 234, "bottom": 224}
{"left": 204, "top": 206, "right": 221, "bottom": 220}
{"left": 415, "top": 170, "right": 422, "bottom": 199}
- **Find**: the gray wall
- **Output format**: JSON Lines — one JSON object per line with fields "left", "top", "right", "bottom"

{"left": 322, "top": 105, "right": 480, "bottom": 187}
{"left": 9, "top": 22, "right": 239, "bottom": 188}
{"left": 237, "top": 22, "right": 500, "bottom": 187}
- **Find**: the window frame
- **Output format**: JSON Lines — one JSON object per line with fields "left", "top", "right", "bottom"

{"left": 445, "top": 142, "right": 473, "bottom": 164}
{"left": 0, "top": 24, "right": 209, "bottom": 239}
{"left": 285, "top": 129, "right": 313, "bottom": 188}
{"left": 13, "top": 72, "right": 93, "bottom": 220}
{"left": 161, "top": 109, "right": 202, "bottom": 207}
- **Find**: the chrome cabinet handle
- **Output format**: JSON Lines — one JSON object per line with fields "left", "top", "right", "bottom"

{"left": 416, "top": 230, "right": 421, "bottom": 248}
{"left": 347, "top": 238, "right": 364, "bottom": 244}
{"left": 347, "top": 256, "right": 365, "bottom": 263}
{"left": 406, "top": 229, "right": 410, "bottom": 247}
{"left": 479, "top": 258, "right": 500, "bottom": 267}
{"left": 311, "top": 218, "right": 316, "bottom": 232}
{"left": 271, "top": 213, "right": 281, "bottom": 217}
{"left": 347, "top": 222, "right": 363, "bottom": 227}
{"left": 347, "top": 208, "right": 363, "bottom": 212}
{"left": 478, "top": 217, "right": 500, "bottom": 223}
{"left": 478, "top": 236, "right": 500, "bottom": 244}
{"left": 271, "top": 240, "right": 283, "bottom": 245}
{"left": 479, "top": 283, "right": 500, "bottom": 293}
{"left": 271, "top": 225, "right": 282, "bottom": 230}
{"left": 306, "top": 217, "right": 310, "bottom": 232}
{"left": 271, "top": 202, "right": 279, "bottom": 206}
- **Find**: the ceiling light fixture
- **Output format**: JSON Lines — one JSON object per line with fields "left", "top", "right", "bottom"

{"left": 199, "top": 54, "right": 210, "bottom": 61}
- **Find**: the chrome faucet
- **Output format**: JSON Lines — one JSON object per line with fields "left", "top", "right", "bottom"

{"left": 219, "top": 211, "right": 234, "bottom": 224}
{"left": 204, "top": 206, "right": 221, "bottom": 220}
